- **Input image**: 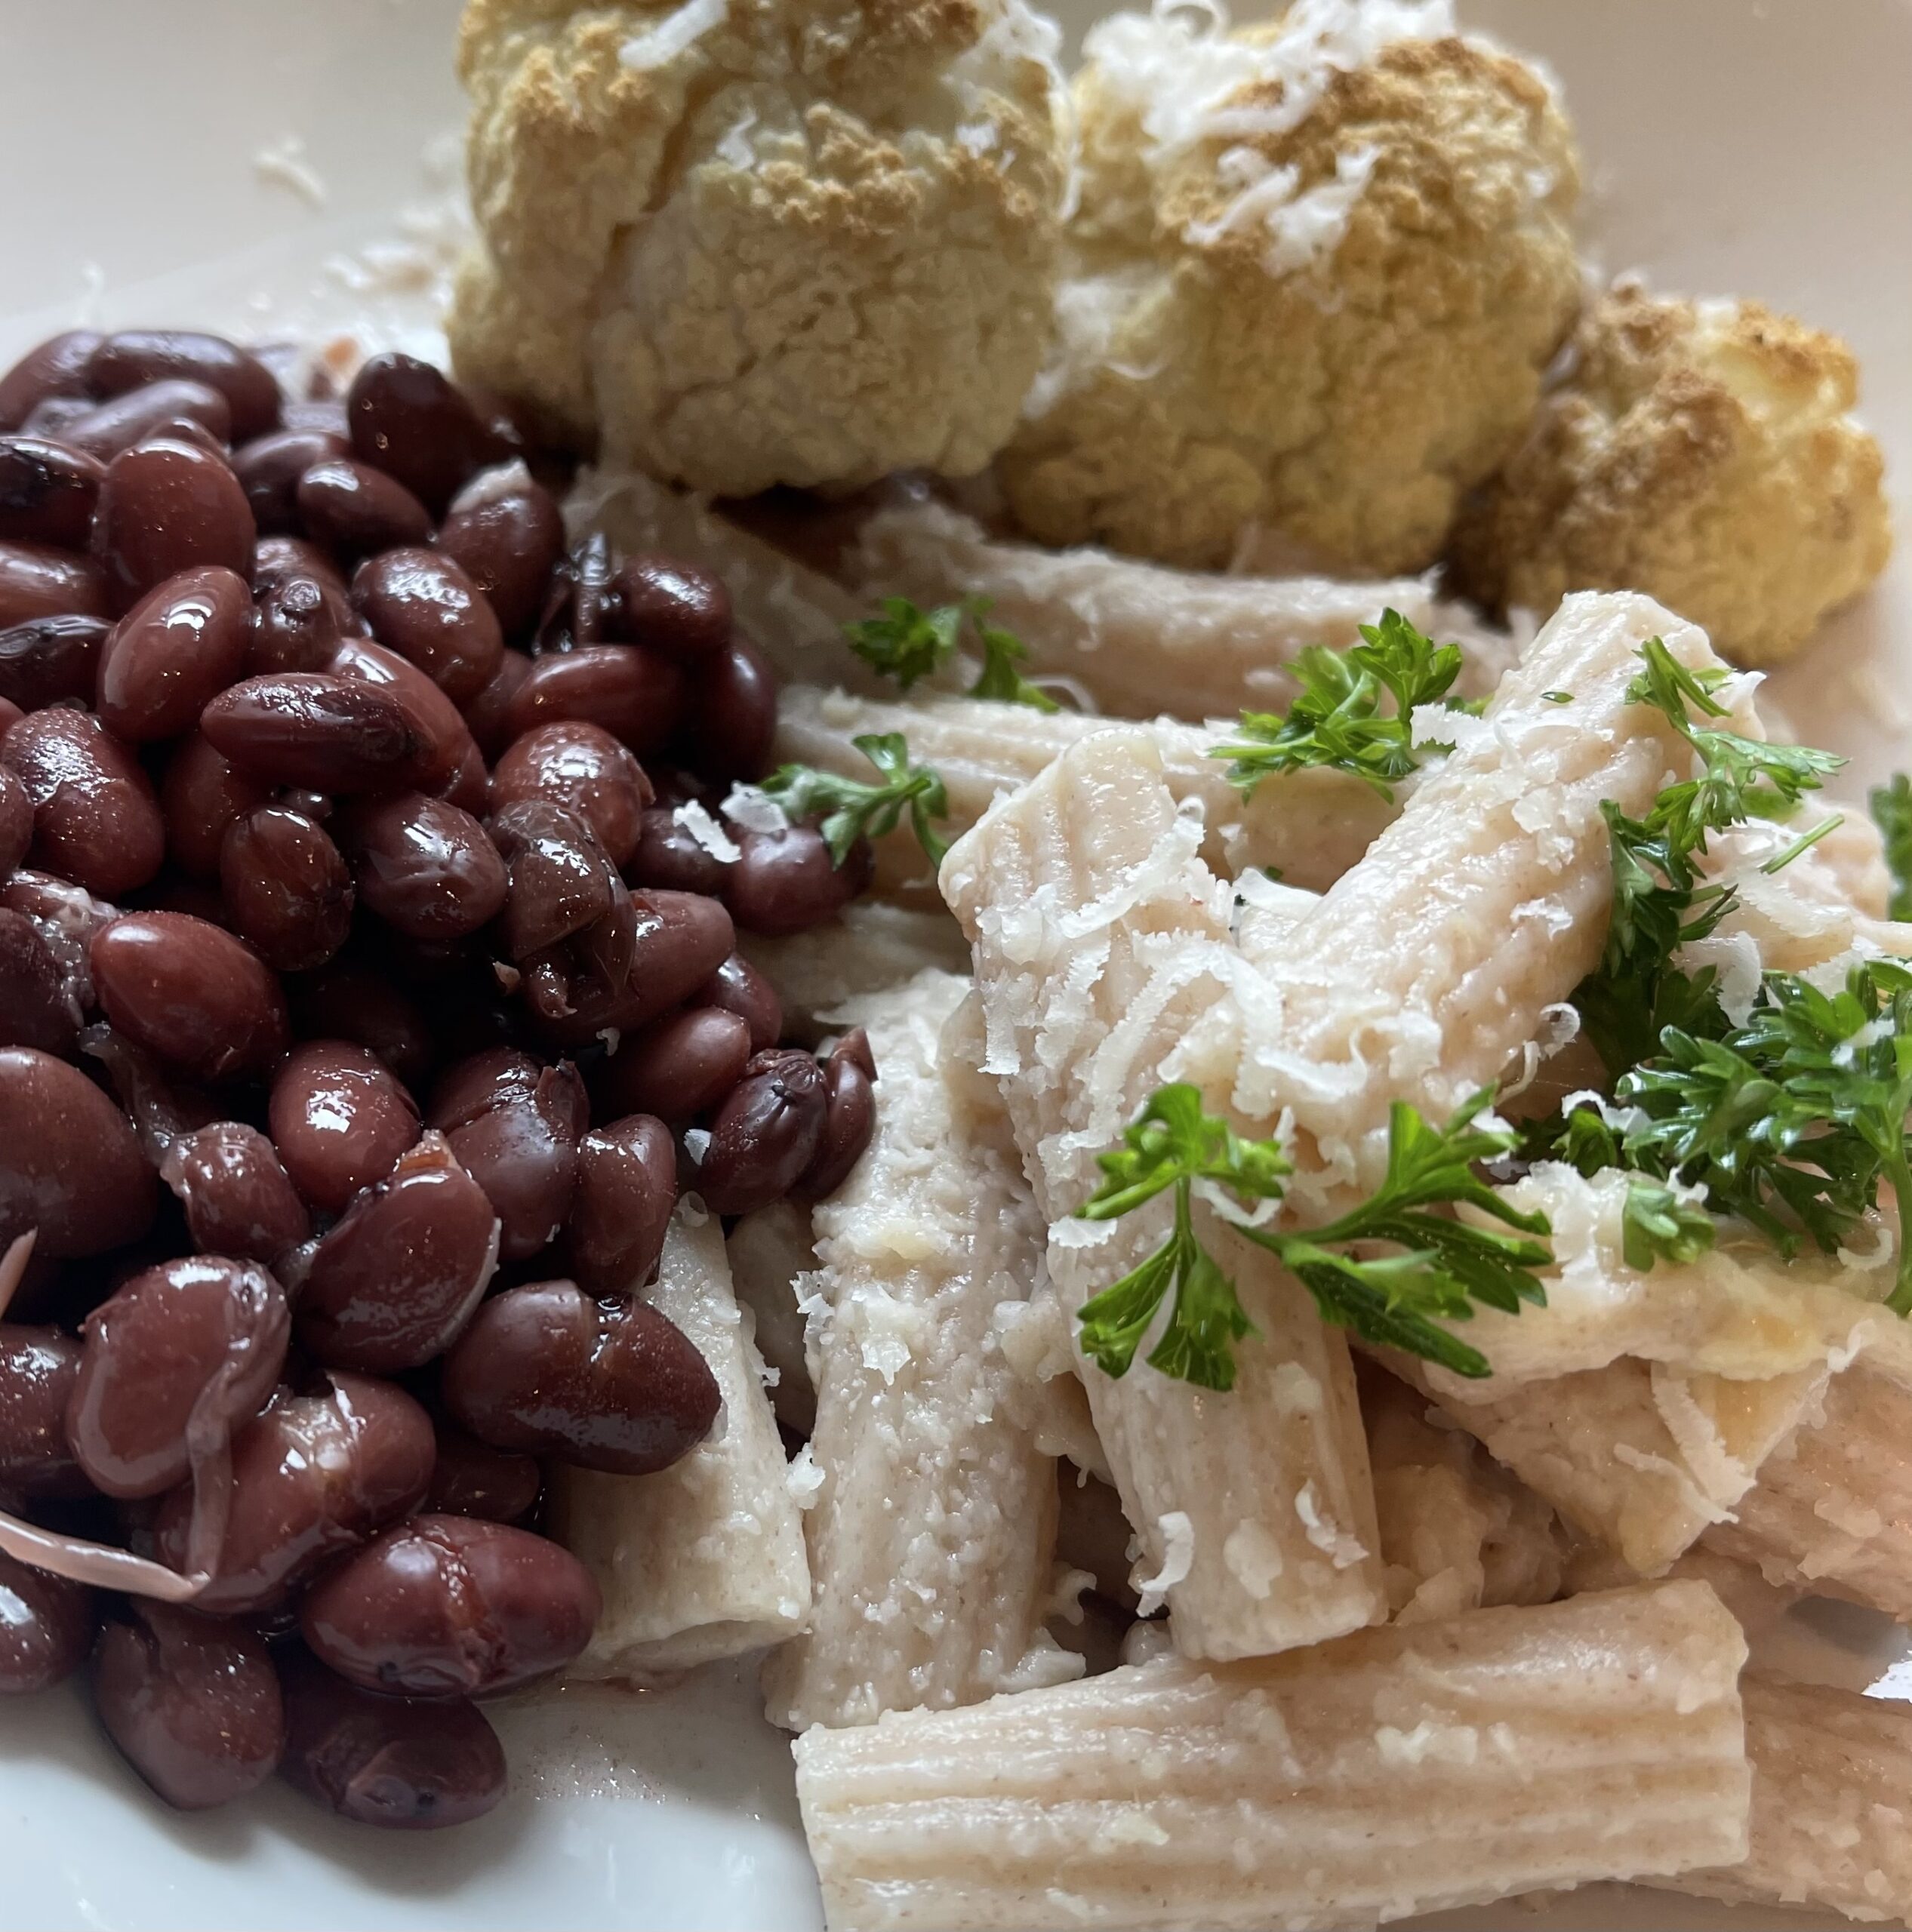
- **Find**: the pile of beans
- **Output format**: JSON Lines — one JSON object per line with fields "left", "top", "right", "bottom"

{"left": 0, "top": 328, "right": 879, "bottom": 1829}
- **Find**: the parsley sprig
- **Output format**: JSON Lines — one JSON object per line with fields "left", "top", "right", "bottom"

{"left": 845, "top": 597, "right": 1057, "bottom": 712}
{"left": 1211, "top": 609, "right": 1479, "bottom": 800}
{"left": 1075, "top": 1084, "right": 1551, "bottom": 1388}
{"left": 759, "top": 732, "right": 950, "bottom": 868}
{"left": 1871, "top": 774, "right": 1912, "bottom": 921}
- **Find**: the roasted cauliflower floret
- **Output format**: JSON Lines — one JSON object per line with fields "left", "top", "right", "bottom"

{"left": 451, "top": 0, "right": 1069, "bottom": 495}
{"left": 1452, "top": 285, "right": 1894, "bottom": 665}
{"left": 994, "top": 0, "right": 1582, "bottom": 575}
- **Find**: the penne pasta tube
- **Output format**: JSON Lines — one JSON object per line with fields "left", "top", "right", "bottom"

{"left": 728, "top": 1201, "right": 819, "bottom": 1437}
{"left": 944, "top": 726, "right": 1385, "bottom": 1661}
{"left": 793, "top": 1580, "right": 1752, "bottom": 1932}
{"left": 738, "top": 900, "right": 974, "bottom": 1041}
{"left": 1561, "top": 1537, "right": 1802, "bottom": 1644}
{"left": 1664, "top": 1675, "right": 1912, "bottom": 1924}
{"left": 548, "top": 1205, "right": 811, "bottom": 1677}
{"left": 762, "top": 971, "right": 1078, "bottom": 1731}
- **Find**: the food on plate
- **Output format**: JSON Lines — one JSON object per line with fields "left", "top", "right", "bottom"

{"left": 449, "top": 0, "right": 1071, "bottom": 494}
{"left": 1455, "top": 283, "right": 1895, "bottom": 665}
{"left": 996, "top": 0, "right": 1581, "bottom": 572}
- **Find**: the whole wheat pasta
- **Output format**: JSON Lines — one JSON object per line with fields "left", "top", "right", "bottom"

{"left": 738, "top": 901, "right": 974, "bottom": 1041}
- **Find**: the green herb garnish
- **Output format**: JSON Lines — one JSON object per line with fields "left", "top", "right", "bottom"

{"left": 1872, "top": 774, "right": 1912, "bottom": 920}
{"left": 845, "top": 597, "right": 1058, "bottom": 712}
{"left": 759, "top": 732, "right": 950, "bottom": 869}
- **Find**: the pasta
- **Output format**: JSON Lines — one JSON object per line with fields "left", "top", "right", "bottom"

{"left": 727, "top": 1201, "right": 820, "bottom": 1437}
{"left": 738, "top": 900, "right": 974, "bottom": 1041}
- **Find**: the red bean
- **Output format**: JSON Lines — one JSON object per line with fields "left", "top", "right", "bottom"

{"left": 217, "top": 806, "right": 353, "bottom": 972}
{"left": 85, "top": 331, "right": 280, "bottom": 444}
{"left": 596, "top": 1007, "right": 750, "bottom": 1124}
{"left": 294, "top": 1133, "right": 498, "bottom": 1372}
{"left": 0, "top": 540, "right": 109, "bottom": 629}
{"left": 155, "top": 1372, "right": 435, "bottom": 1613}
{"left": 0, "top": 1552, "right": 95, "bottom": 1692}
{"left": 161, "top": 1121, "right": 310, "bottom": 1261}
{"left": 336, "top": 791, "right": 506, "bottom": 941}
{"left": 566, "top": 1112, "right": 676, "bottom": 1296}
{"left": 268, "top": 1041, "right": 419, "bottom": 1214}
{"left": 285, "top": 965, "right": 431, "bottom": 1091}
{"left": 301, "top": 1513, "right": 599, "bottom": 1698}
{"left": 537, "top": 531, "right": 616, "bottom": 653}
{"left": 295, "top": 457, "right": 432, "bottom": 556}
{"left": 423, "top": 1429, "right": 540, "bottom": 1524}
{"left": 3, "top": 706, "right": 164, "bottom": 895}
{"left": 427, "top": 1048, "right": 587, "bottom": 1261}
{"left": 249, "top": 571, "right": 357, "bottom": 675}
{"left": 96, "top": 565, "right": 253, "bottom": 741}
{"left": 0, "top": 869, "right": 119, "bottom": 1008}
{"left": 626, "top": 804, "right": 731, "bottom": 894}
{"left": 796, "top": 1029, "right": 877, "bottom": 1200}
{"left": 330, "top": 632, "right": 479, "bottom": 796}
{"left": 492, "top": 721, "right": 651, "bottom": 867}
{"left": 609, "top": 555, "right": 732, "bottom": 661}
{"left": 278, "top": 1644, "right": 505, "bottom": 1830}
{"left": 438, "top": 467, "right": 564, "bottom": 638}
{"left": 93, "top": 1604, "right": 285, "bottom": 1810}
{"left": 441, "top": 737, "right": 491, "bottom": 817}
{"left": 59, "top": 380, "right": 232, "bottom": 461}
{"left": 0, "top": 905, "right": 75, "bottom": 1053}
{"left": 0, "top": 1324, "right": 88, "bottom": 1495}
{"left": 159, "top": 730, "right": 269, "bottom": 881}
{"left": 350, "top": 547, "right": 502, "bottom": 706}
{"left": 460, "top": 647, "right": 531, "bottom": 759}
{"left": 0, "top": 330, "right": 101, "bottom": 435}
{"left": 20, "top": 397, "right": 94, "bottom": 439}
{"left": 685, "top": 636, "right": 777, "bottom": 783}
{"left": 0, "top": 768, "right": 30, "bottom": 875}
{"left": 346, "top": 353, "right": 503, "bottom": 513}
{"left": 0, "top": 437, "right": 105, "bottom": 548}
{"left": 144, "top": 418, "right": 231, "bottom": 460}
{"left": 442, "top": 1280, "right": 716, "bottom": 1474}
{"left": 232, "top": 428, "right": 349, "bottom": 534}
{"left": 250, "top": 534, "right": 347, "bottom": 600}
{"left": 619, "top": 888, "right": 737, "bottom": 1028}
{"left": 199, "top": 673, "right": 426, "bottom": 794}
{"left": 488, "top": 799, "right": 623, "bottom": 962}
{"left": 90, "top": 912, "right": 288, "bottom": 1082}
{"left": 698, "top": 951, "right": 781, "bottom": 1052}
{"left": 694, "top": 1048, "right": 827, "bottom": 1215}
{"left": 502, "top": 645, "right": 684, "bottom": 755}
{"left": 725, "top": 825, "right": 868, "bottom": 937}
{"left": 91, "top": 440, "right": 255, "bottom": 609}
{"left": 0, "top": 611, "right": 108, "bottom": 710}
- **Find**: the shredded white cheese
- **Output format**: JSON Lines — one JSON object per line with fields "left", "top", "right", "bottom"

{"left": 722, "top": 783, "right": 790, "bottom": 835}
{"left": 619, "top": 0, "right": 728, "bottom": 71}
{"left": 1133, "top": 1510, "right": 1195, "bottom": 1615}
{"left": 673, "top": 799, "right": 742, "bottom": 863}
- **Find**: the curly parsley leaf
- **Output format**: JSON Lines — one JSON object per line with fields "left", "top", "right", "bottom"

{"left": 1871, "top": 774, "right": 1912, "bottom": 921}
{"left": 1619, "top": 1180, "right": 1717, "bottom": 1270}
{"left": 968, "top": 618, "right": 1059, "bottom": 712}
{"left": 759, "top": 731, "right": 950, "bottom": 869}
{"left": 844, "top": 598, "right": 963, "bottom": 691}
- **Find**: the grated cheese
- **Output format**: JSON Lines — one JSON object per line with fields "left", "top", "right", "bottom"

{"left": 619, "top": 0, "right": 728, "bottom": 72}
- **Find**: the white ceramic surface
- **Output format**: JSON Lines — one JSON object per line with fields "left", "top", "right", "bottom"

{"left": 2, "top": 3, "right": 1909, "bottom": 1927}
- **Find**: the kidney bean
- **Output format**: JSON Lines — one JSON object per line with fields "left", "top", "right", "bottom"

{"left": 20, "top": 397, "right": 95, "bottom": 439}
{"left": 335, "top": 791, "right": 506, "bottom": 942}
{"left": 685, "top": 637, "right": 777, "bottom": 784}
{"left": 0, "top": 766, "right": 29, "bottom": 871}
{"left": 85, "top": 331, "right": 279, "bottom": 444}
{"left": 488, "top": 799, "right": 620, "bottom": 961}
{"left": 537, "top": 531, "right": 616, "bottom": 653}
{"left": 795, "top": 1030, "right": 877, "bottom": 1200}
{"left": 697, "top": 951, "right": 781, "bottom": 1053}
{"left": 694, "top": 1048, "right": 827, "bottom": 1215}
{"left": 249, "top": 572, "right": 356, "bottom": 675}
{"left": 250, "top": 534, "right": 347, "bottom": 600}
{"left": 268, "top": 1041, "right": 419, "bottom": 1214}
{"left": 295, "top": 458, "right": 433, "bottom": 557}
{"left": 441, "top": 738, "right": 490, "bottom": 818}
{"left": 626, "top": 804, "right": 731, "bottom": 894}
{"left": 0, "top": 695, "right": 19, "bottom": 737}
{"left": 158, "top": 731, "right": 267, "bottom": 881}
{"left": 277, "top": 1645, "right": 505, "bottom": 1830}
{"left": 218, "top": 805, "right": 353, "bottom": 973}
{"left": 347, "top": 353, "right": 502, "bottom": 513}
{"left": 725, "top": 825, "right": 868, "bottom": 937}
{"left": 96, "top": 565, "right": 252, "bottom": 741}
{"left": 295, "top": 1133, "right": 497, "bottom": 1372}
{"left": 427, "top": 1048, "right": 586, "bottom": 1261}
{"left": 0, "top": 540, "right": 109, "bottom": 629}
{"left": 566, "top": 1113, "right": 676, "bottom": 1297}
{"left": 93, "top": 1604, "right": 284, "bottom": 1809}
{"left": 1, "top": 870, "right": 117, "bottom": 1008}
{"left": 423, "top": 1429, "right": 539, "bottom": 1524}
{"left": 492, "top": 721, "right": 650, "bottom": 868}
{"left": 0, "top": 1552, "right": 95, "bottom": 1692}
{"left": 502, "top": 645, "right": 683, "bottom": 755}
{"left": 459, "top": 648, "right": 531, "bottom": 759}
{"left": 608, "top": 555, "right": 731, "bottom": 661}
{"left": 330, "top": 633, "right": 478, "bottom": 796}
{"left": 285, "top": 965, "right": 430, "bottom": 1090}
{"left": 59, "top": 380, "right": 232, "bottom": 461}
{"left": 350, "top": 549, "right": 502, "bottom": 706}
{"left": 596, "top": 1008, "right": 749, "bottom": 1126}
{"left": 620, "top": 888, "right": 737, "bottom": 1028}
{"left": 141, "top": 417, "right": 229, "bottom": 460}
{"left": 91, "top": 440, "right": 256, "bottom": 610}
{"left": 437, "top": 467, "right": 564, "bottom": 638}
{"left": 0, "top": 905, "right": 75, "bottom": 1053}
{"left": 3, "top": 707, "right": 164, "bottom": 896}
{"left": 232, "top": 428, "right": 349, "bottom": 534}
{"left": 155, "top": 1372, "right": 435, "bottom": 1613}
{"left": 0, "top": 1324, "right": 88, "bottom": 1495}
{"left": 162, "top": 1121, "right": 309, "bottom": 1261}
{"left": 199, "top": 673, "right": 426, "bottom": 794}
{"left": 0, "top": 438, "right": 105, "bottom": 549}
{"left": 442, "top": 1279, "right": 716, "bottom": 1475}
{"left": 0, "top": 611, "right": 107, "bottom": 710}
{"left": 67, "top": 1255, "right": 289, "bottom": 1498}
{"left": 90, "top": 912, "right": 288, "bottom": 1082}
{"left": 0, "top": 330, "right": 101, "bottom": 434}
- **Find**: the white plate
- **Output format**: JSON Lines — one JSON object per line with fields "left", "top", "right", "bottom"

{"left": 2, "top": 3, "right": 1909, "bottom": 1928}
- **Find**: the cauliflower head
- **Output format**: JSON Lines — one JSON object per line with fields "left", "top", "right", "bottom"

{"left": 450, "top": 0, "right": 1069, "bottom": 495}
{"left": 995, "top": 0, "right": 1582, "bottom": 575}
{"left": 1452, "top": 285, "right": 1894, "bottom": 665}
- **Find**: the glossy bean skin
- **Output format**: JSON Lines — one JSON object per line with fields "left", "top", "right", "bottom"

{"left": 685, "top": 637, "right": 777, "bottom": 783}
{"left": 565, "top": 1113, "right": 676, "bottom": 1297}
{"left": 67, "top": 1255, "right": 290, "bottom": 1498}
{"left": 491, "top": 721, "right": 650, "bottom": 868}
{"left": 346, "top": 353, "right": 501, "bottom": 513}
{"left": 91, "top": 440, "right": 255, "bottom": 610}
{"left": 595, "top": 1007, "right": 749, "bottom": 1125}
{"left": 697, "top": 952, "right": 781, "bottom": 1053}
{"left": 85, "top": 331, "right": 280, "bottom": 444}
{"left": 0, "top": 1324, "right": 88, "bottom": 1495}
{"left": 442, "top": 1279, "right": 716, "bottom": 1475}
{"left": 0, "top": 611, "right": 107, "bottom": 709}
{"left": 301, "top": 1513, "right": 599, "bottom": 1699}
{"left": 3, "top": 706, "right": 164, "bottom": 896}
{"left": 352, "top": 548, "right": 502, "bottom": 705}
{"left": 0, "top": 766, "right": 32, "bottom": 872}
{"left": 250, "top": 534, "right": 348, "bottom": 600}
{"left": 93, "top": 1604, "right": 285, "bottom": 1810}
{"left": 0, "top": 330, "right": 101, "bottom": 434}
{"left": 59, "top": 380, "right": 231, "bottom": 462}
{"left": 159, "top": 731, "right": 269, "bottom": 881}
{"left": 248, "top": 572, "right": 356, "bottom": 675}
{"left": 336, "top": 792, "right": 506, "bottom": 942}
{"left": 0, "top": 437, "right": 105, "bottom": 548}
{"left": 277, "top": 1645, "right": 506, "bottom": 1830}
{"left": 199, "top": 674, "right": 426, "bottom": 795}
{"left": 609, "top": 555, "right": 731, "bottom": 661}
{"left": 268, "top": 1041, "right": 420, "bottom": 1214}
{"left": 220, "top": 805, "right": 355, "bottom": 971}
{"left": 162, "top": 1121, "right": 310, "bottom": 1261}
{"left": 89, "top": 912, "right": 288, "bottom": 1082}
{"left": 458, "top": 648, "right": 531, "bottom": 759}
{"left": 625, "top": 805, "right": 730, "bottom": 895}
{"left": 795, "top": 1031, "right": 877, "bottom": 1201}
{"left": 285, "top": 966, "right": 431, "bottom": 1091}
{"left": 96, "top": 565, "right": 253, "bottom": 740}
{"left": 295, "top": 458, "right": 433, "bottom": 557}
{"left": 0, "top": 905, "right": 76, "bottom": 1052}
{"left": 488, "top": 800, "right": 622, "bottom": 963}
{"left": 438, "top": 469, "right": 564, "bottom": 638}
{"left": 0, "top": 870, "right": 117, "bottom": 1011}
{"left": 0, "top": 1048, "right": 155, "bottom": 1256}
{"left": 423, "top": 1429, "right": 540, "bottom": 1524}
{"left": 502, "top": 645, "right": 684, "bottom": 756}
{"left": 724, "top": 825, "right": 866, "bottom": 937}
{"left": 694, "top": 1048, "right": 827, "bottom": 1215}
{"left": 0, "top": 540, "right": 109, "bottom": 629}
{"left": 0, "top": 1552, "right": 95, "bottom": 1693}
{"left": 429, "top": 1048, "right": 587, "bottom": 1261}
{"left": 154, "top": 1372, "right": 436, "bottom": 1614}
{"left": 330, "top": 633, "right": 479, "bottom": 797}
{"left": 294, "top": 1134, "right": 498, "bottom": 1373}
{"left": 232, "top": 429, "right": 349, "bottom": 534}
